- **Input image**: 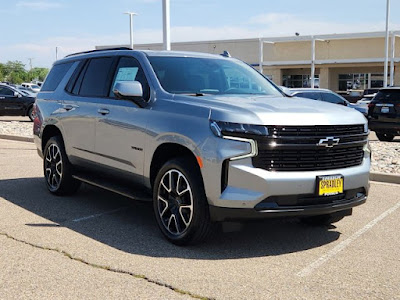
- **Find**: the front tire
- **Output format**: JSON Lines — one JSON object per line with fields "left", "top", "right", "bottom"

{"left": 376, "top": 132, "right": 395, "bottom": 142}
{"left": 153, "top": 157, "right": 213, "bottom": 245}
{"left": 43, "top": 136, "right": 81, "bottom": 195}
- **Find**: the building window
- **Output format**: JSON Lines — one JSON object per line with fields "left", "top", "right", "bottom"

{"left": 282, "top": 74, "right": 319, "bottom": 88}
{"left": 338, "top": 73, "right": 387, "bottom": 91}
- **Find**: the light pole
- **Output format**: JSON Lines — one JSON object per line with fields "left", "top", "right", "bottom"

{"left": 384, "top": 0, "right": 390, "bottom": 87}
{"left": 56, "top": 46, "right": 59, "bottom": 60}
{"left": 124, "top": 12, "right": 138, "bottom": 49}
{"left": 162, "top": 0, "right": 171, "bottom": 50}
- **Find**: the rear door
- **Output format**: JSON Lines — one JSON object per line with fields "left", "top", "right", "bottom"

{"left": 61, "top": 57, "right": 118, "bottom": 165}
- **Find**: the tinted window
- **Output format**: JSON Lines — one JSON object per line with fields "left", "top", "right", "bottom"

{"left": 295, "top": 92, "right": 322, "bottom": 100}
{"left": 148, "top": 56, "right": 281, "bottom": 96}
{"left": 41, "top": 62, "right": 73, "bottom": 92}
{"left": 79, "top": 57, "right": 115, "bottom": 97}
{"left": 109, "top": 57, "right": 150, "bottom": 101}
{"left": 374, "top": 90, "right": 400, "bottom": 102}
{"left": 0, "top": 86, "right": 15, "bottom": 96}
{"left": 322, "top": 92, "right": 346, "bottom": 104}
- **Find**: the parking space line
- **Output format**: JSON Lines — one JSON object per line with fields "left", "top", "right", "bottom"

{"left": 297, "top": 201, "right": 400, "bottom": 277}
{"left": 71, "top": 207, "right": 128, "bottom": 223}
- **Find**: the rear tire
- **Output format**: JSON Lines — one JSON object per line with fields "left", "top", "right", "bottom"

{"left": 153, "top": 157, "right": 213, "bottom": 245}
{"left": 300, "top": 209, "right": 351, "bottom": 226}
{"left": 27, "top": 106, "right": 35, "bottom": 121}
{"left": 376, "top": 132, "right": 395, "bottom": 142}
{"left": 43, "top": 136, "right": 81, "bottom": 195}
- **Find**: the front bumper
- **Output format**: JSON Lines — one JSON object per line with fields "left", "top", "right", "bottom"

{"left": 369, "top": 120, "right": 400, "bottom": 133}
{"left": 210, "top": 189, "right": 366, "bottom": 221}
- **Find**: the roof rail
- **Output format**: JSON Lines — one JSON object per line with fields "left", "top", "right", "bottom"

{"left": 65, "top": 47, "right": 133, "bottom": 58}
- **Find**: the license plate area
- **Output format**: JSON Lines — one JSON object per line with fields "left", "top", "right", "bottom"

{"left": 317, "top": 175, "right": 344, "bottom": 196}
{"left": 381, "top": 107, "right": 390, "bottom": 113}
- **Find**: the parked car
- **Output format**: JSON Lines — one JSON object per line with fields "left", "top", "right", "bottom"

{"left": 356, "top": 94, "right": 376, "bottom": 106}
{"left": 0, "top": 84, "right": 36, "bottom": 121}
{"left": 368, "top": 87, "right": 400, "bottom": 141}
{"left": 290, "top": 88, "right": 368, "bottom": 117}
{"left": 21, "top": 82, "right": 41, "bottom": 93}
{"left": 16, "top": 85, "right": 37, "bottom": 96}
{"left": 34, "top": 49, "right": 370, "bottom": 245}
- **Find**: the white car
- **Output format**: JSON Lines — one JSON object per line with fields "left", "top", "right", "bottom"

{"left": 21, "top": 83, "right": 41, "bottom": 93}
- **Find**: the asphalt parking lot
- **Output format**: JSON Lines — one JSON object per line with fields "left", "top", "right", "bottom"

{"left": 0, "top": 138, "right": 399, "bottom": 299}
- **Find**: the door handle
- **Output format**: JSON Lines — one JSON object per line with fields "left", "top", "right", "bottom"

{"left": 63, "top": 104, "right": 79, "bottom": 111}
{"left": 98, "top": 108, "right": 110, "bottom": 115}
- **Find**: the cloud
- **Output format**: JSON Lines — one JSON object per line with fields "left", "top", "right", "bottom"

{"left": 16, "top": 1, "right": 63, "bottom": 10}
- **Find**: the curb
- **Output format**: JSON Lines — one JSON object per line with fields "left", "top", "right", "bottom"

{"left": 0, "top": 134, "right": 399, "bottom": 185}
{"left": 369, "top": 172, "right": 400, "bottom": 185}
{"left": 0, "top": 134, "right": 34, "bottom": 143}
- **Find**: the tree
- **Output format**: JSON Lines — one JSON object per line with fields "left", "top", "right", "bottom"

{"left": 0, "top": 61, "right": 49, "bottom": 84}
{"left": 28, "top": 68, "right": 49, "bottom": 82}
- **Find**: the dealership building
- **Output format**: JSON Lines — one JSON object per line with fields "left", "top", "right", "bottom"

{"left": 98, "top": 31, "right": 400, "bottom": 92}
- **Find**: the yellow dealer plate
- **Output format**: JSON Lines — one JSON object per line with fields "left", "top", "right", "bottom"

{"left": 317, "top": 175, "right": 344, "bottom": 196}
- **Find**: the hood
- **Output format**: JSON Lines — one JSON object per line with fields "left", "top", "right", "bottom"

{"left": 173, "top": 94, "right": 367, "bottom": 126}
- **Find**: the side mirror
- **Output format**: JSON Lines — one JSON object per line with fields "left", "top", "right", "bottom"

{"left": 113, "top": 81, "right": 146, "bottom": 108}
{"left": 13, "top": 91, "right": 21, "bottom": 98}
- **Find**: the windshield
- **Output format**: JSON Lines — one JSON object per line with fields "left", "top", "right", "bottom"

{"left": 148, "top": 56, "right": 282, "bottom": 96}
{"left": 31, "top": 85, "right": 40, "bottom": 89}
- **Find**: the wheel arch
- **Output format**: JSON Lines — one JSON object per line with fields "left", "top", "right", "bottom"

{"left": 41, "top": 125, "right": 63, "bottom": 153}
{"left": 149, "top": 143, "right": 203, "bottom": 189}
{"left": 25, "top": 103, "right": 34, "bottom": 116}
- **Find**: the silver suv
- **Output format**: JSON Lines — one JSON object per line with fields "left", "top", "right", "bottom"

{"left": 34, "top": 49, "right": 370, "bottom": 245}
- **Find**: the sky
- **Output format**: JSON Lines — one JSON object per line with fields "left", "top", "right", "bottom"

{"left": 0, "top": 0, "right": 399, "bottom": 69}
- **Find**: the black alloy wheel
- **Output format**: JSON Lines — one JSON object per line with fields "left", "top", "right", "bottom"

{"left": 153, "top": 157, "right": 213, "bottom": 245}
{"left": 43, "top": 136, "right": 81, "bottom": 195}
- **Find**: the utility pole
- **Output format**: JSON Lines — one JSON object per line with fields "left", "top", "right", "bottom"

{"left": 124, "top": 12, "right": 138, "bottom": 49}
{"left": 27, "top": 58, "right": 34, "bottom": 71}
{"left": 56, "top": 46, "right": 59, "bottom": 60}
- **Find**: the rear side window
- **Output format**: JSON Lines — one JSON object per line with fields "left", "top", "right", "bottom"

{"left": 374, "top": 90, "right": 400, "bottom": 102}
{"left": 295, "top": 92, "right": 322, "bottom": 100}
{"left": 79, "top": 57, "right": 115, "bottom": 97}
{"left": 41, "top": 62, "right": 73, "bottom": 92}
{"left": 322, "top": 92, "right": 346, "bottom": 104}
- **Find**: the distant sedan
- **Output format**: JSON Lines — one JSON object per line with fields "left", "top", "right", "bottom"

{"left": 0, "top": 84, "right": 36, "bottom": 121}
{"left": 289, "top": 88, "right": 368, "bottom": 117}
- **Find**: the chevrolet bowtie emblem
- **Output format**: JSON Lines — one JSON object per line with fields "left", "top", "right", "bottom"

{"left": 317, "top": 137, "right": 340, "bottom": 148}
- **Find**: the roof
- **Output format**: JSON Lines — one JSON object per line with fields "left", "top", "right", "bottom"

{"left": 289, "top": 88, "right": 332, "bottom": 93}
{"left": 380, "top": 86, "right": 400, "bottom": 91}
{"left": 58, "top": 48, "right": 233, "bottom": 65}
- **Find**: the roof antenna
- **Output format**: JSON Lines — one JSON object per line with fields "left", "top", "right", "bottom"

{"left": 220, "top": 50, "right": 231, "bottom": 58}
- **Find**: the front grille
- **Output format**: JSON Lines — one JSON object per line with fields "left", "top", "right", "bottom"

{"left": 252, "top": 125, "right": 367, "bottom": 172}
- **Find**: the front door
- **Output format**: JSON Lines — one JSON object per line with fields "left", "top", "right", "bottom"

{"left": 94, "top": 56, "right": 152, "bottom": 183}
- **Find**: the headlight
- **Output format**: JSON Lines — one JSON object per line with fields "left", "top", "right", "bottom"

{"left": 364, "top": 123, "right": 369, "bottom": 133}
{"left": 210, "top": 120, "right": 264, "bottom": 160}
{"left": 210, "top": 121, "right": 268, "bottom": 138}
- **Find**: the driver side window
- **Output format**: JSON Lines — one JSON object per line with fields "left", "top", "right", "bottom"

{"left": 0, "top": 87, "right": 14, "bottom": 96}
{"left": 109, "top": 57, "right": 150, "bottom": 101}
